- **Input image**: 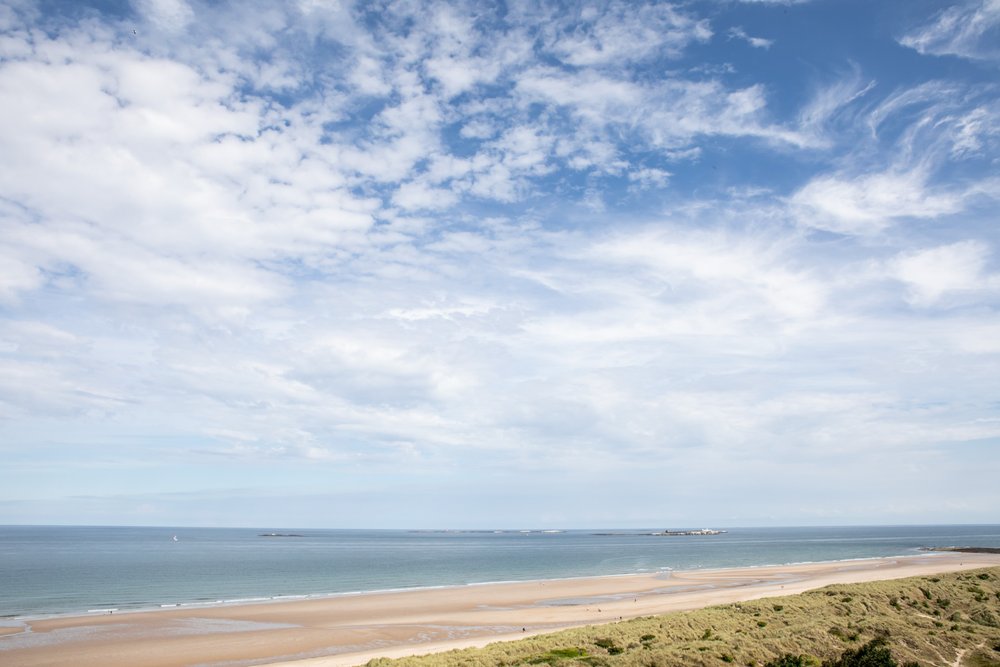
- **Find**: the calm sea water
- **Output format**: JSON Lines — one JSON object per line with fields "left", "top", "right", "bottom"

{"left": 2, "top": 525, "right": 998, "bottom": 619}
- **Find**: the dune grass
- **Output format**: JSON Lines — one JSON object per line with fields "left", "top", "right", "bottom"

{"left": 366, "top": 568, "right": 1000, "bottom": 667}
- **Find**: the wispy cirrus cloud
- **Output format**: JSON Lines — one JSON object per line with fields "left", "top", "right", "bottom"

{"left": 789, "top": 76, "right": 1000, "bottom": 235}
{"left": 728, "top": 26, "right": 773, "bottom": 49}
{"left": 790, "top": 168, "right": 964, "bottom": 235}
{"left": 899, "top": 0, "right": 1000, "bottom": 64}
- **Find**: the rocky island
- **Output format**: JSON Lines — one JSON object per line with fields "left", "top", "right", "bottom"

{"left": 654, "top": 528, "right": 727, "bottom": 536}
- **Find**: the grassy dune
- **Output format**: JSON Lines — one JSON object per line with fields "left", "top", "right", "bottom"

{"left": 367, "top": 568, "right": 1000, "bottom": 667}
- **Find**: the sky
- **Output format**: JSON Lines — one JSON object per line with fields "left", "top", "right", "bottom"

{"left": 0, "top": 0, "right": 998, "bottom": 529}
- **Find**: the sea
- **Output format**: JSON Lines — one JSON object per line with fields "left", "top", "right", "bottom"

{"left": 2, "top": 524, "right": 999, "bottom": 620}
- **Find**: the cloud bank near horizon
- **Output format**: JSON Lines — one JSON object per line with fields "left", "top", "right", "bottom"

{"left": 0, "top": 0, "right": 998, "bottom": 528}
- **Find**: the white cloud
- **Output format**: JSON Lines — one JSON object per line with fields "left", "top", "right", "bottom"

{"left": 791, "top": 169, "right": 963, "bottom": 235}
{"left": 795, "top": 71, "right": 876, "bottom": 147}
{"left": 296, "top": 0, "right": 367, "bottom": 46}
{"left": 516, "top": 67, "right": 644, "bottom": 122}
{"left": 591, "top": 229, "right": 827, "bottom": 320}
{"left": 890, "top": 241, "right": 994, "bottom": 306}
{"left": 948, "top": 321, "right": 1000, "bottom": 353}
{"left": 516, "top": 69, "right": 808, "bottom": 153}
{"left": 0, "top": 20, "right": 378, "bottom": 309}
{"left": 728, "top": 27, "right": 773, "bottom": 49}
{"left": 132, "top": 0, "right": 195, "bottom": 32}
{"left": 348, "top": 55, "right": 392, "bottom": 97}
{"left": 392, "top": 180, "right": 461, "bottom": 211}
{"left": 543, "top": 1, "right": 712, "bottom": 65}
{"left": 867, "top": 81, "right": 1000, "bottom": 163}
{"left": 627, "top": 167, "right": 671, "bottom": 190}
{"left": 0, "top": 251, "right": 42, "bottom": 304}
{"left": 459, "top": 118, "right": 499, "bottom": 140}
{"left": 420, "top": 4, "right": 505, "bottom": 98}
{"left": 900, "top": 0, "right": 1000, "bottom": 63}
{"left": 950, "top": 104, "right": 1000, "bottom": 157}
{"left": 790, "top": 77, "right": 1000, "bottom": 235}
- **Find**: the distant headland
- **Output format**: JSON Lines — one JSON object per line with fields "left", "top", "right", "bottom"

{"left": 922, "top": 545, "right": 1000, "bottom": 554}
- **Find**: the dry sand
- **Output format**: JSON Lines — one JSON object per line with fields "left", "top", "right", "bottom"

{"left": 3, "top": 551, "right": 999, "bottom": 667}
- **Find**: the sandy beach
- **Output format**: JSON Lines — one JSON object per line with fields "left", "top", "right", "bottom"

{"left": 3, "top": 551, "right": 999, "bottom": 667}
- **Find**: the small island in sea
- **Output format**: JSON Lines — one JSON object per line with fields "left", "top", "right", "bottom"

{"left": 655, "top": 528, "right": 727, "bottom": 536}
{"left": 591, "top": 528, "right": 727, "bottom": 536}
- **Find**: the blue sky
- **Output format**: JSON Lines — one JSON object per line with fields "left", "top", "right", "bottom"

{"left": 1, "top": 0, "right": 998, "bottom": 528}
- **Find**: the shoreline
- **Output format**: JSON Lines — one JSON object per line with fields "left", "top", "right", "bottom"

{"left": 3, "top": 552, "right": 1000, "bottom": 667}
{"left": 0, "top": 549, "right": 961, "bottom": 624}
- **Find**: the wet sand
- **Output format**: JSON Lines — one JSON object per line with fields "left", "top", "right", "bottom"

{"left": 3, "top": 552, "right": 999, "bottom": 667}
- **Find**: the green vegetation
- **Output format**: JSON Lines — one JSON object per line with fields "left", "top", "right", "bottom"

{"left": 365, "top": 568, "right": 1000, "bottom": 667}
{"left": 829, "top": 626, "right": 860, "bottom": 642}
{"left": 764, "top": 653, "right": 822, "bottom": 667}
{"left": 526, "top": 648, "right": 590, "bottom": 664}
{"left": 593, "top": 639, "right": 623, "bottom": 655}
{"left": 766, "top": 638, "right": 914, "bottom": 667}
